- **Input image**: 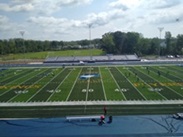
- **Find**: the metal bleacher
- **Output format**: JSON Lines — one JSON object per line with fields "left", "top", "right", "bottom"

{"left": 74, "top": 56, "right": 91, "bottom": 61}
{"left": 109, "top": 55, "right": 127, "bottom": 60}
{"left": 44, "top": 54, "right": 140, "bottom": 64}
{"left": 126, "top": 54, "right": 139, "bottom": 60}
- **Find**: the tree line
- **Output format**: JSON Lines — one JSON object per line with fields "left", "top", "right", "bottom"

{"left": 100, "top": 31, "right": 183, "bottom": 56}
{"left": 0, "top": 31, "right": 183, "bottom": 57}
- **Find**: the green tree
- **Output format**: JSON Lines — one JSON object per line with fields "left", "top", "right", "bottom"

{"left": 176, "top": 34, "right": 183, "bottom": 55}
{"left": 138, "top": 38, "right": 150, "bottom": 56}
{"left": 165, "top": 31, "right": 172, "bottom": 54}
{"left": 0, "top": 40, "right": 4, "bottom": 55}
{"left": 113, "top": 31, "right": 127, "bottom": 54}
{"left": 101, "top": 32, "right": 116, "bottom": 54}
{"left": 150, "top": 38, "right": 159, "bottom": 55}
{"left": 126, "top": 32, "right": 141, "bottom": 54}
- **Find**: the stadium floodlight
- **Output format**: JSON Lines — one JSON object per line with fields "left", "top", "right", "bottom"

{"left": 88, "top": 24, "right": 93, "bottom": 58}
{"left": 19, "top": 30, "right": 25, "bottom": 37}
{"left": 19, "top": 31, "right": 25, "bottom": 62}
{"left": 158, "top": 27, "right": 164, "bottom": 57}
{"left": 158, "top": 27, "right": 164, "bottom": 39}
{"left": 89, "top": 24, "right": 92, "bottom": 43}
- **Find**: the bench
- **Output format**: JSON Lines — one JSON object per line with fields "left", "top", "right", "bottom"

{"left": 66, "top": 115, "right": 101, "bottom": 122}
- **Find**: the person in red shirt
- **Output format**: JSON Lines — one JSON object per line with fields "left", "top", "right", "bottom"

{"left": 104, "top": 106, "right": 107, "bottom": 115}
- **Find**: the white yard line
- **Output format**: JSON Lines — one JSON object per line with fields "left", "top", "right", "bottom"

{"left": 0, "top": 69, "right": 25, "bottom": 86}
{"left": 147, "top": 70, "right": 183, "bottom": 98}
{"left": 85, "top": 68, "right": 92, "bottom": 102}
{"left": 108, "top": 67, "right": 127, "bottom": 100}
{"left": 135, "top": 68, "right": 168, "bottom": 100}
{"left": 116, "top": 67, "right": 147, "bottom": 100}
{"left": 0, "top": 70, "right": 35, "bottom": 97}
{"left": 7, "top": 69, "right": 49, "bottom": 102}
{"left": 66, "top": 68, "right": 82, "bottom": 101}
{"left": 128, "top": 70, "right": 167, "bottom": 100}
{"left": 26, "top": 68, "right": 65, "bottom": 102}
{"left": 46, "top": 69, "right": 73, "bottom": 102}
{"left": 99, "top": 67, "right": 107, "bottom": 100}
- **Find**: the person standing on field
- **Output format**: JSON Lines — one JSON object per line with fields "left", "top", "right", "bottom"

{"left": 104, "top": 106, "right": 107, "bottom": 115}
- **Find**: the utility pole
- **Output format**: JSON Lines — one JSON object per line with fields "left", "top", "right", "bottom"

{"left": 19, "top": 31, "right": 25, "bottom": 62}
{"left": 158, "top": 27, "right": 164, "bottom": 57}
{"left": 88, "top": 24, "right": 92, "bottom": 59}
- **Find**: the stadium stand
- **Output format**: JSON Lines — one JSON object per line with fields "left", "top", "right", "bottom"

{"left": 126, "top": 54, "right": 139, "bottom": 60}
{"left": 44, "top": 54, "right": 140, "bottom": 64}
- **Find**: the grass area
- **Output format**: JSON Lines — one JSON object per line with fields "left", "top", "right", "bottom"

{"left": 1, "top": 65, "right": 183, "bottom": 102}
{"left": 0, "top": 49, "right": 105, "bottom": 60}
{"left": 1, "top": 65, "right": 183, "bottom": 118}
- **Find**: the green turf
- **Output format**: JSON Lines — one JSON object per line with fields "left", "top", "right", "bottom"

{"left": 1, "top": 65, "right": 183, "bottom": 103}
{"left": 1, "top": 65, "right": 183, "bottom": 118}
{"left": 100, "top": 67, "right": 123, "bottom": 100}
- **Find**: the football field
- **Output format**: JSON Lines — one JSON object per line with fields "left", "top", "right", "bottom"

{"left": 1, "top": 65, "right": 183, "bottom": 103}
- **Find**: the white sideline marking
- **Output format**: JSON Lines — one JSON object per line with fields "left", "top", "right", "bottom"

{"left": 1, "top": 100, "right": 183, "bottom": 107}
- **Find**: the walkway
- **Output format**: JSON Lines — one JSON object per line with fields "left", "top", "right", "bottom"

{"left": 1, "top": 115, "right": 183, "bottom": 137}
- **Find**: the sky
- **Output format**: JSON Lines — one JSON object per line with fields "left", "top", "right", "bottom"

{"left": 0, "top": 0, "right": 183, "bottom": 41}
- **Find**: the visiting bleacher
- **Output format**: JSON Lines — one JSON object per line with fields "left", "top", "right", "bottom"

{"left": 44, "top": 54, "right": 140, "bottom": 64}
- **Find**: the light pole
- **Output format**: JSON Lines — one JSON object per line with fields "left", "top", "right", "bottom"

{"left": 19, "top": 31, "right": 25, "bottom": 62}
{"left": 88, "top": 24, "right": 92, "bottom": 58}
{"left": 158, "top": 27, "right": 164, "bottom": 57}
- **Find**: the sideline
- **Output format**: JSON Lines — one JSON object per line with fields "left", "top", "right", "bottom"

{"left": 0, "top": 100, "right": 183, "bottom": 107}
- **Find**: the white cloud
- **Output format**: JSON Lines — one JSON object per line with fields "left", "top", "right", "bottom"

{"left": 36, "top": 0, "right": 93, "bottom": 15}
{"left": 0, "top": 3, "right": 34, "bottom": 12}
{"left": 0, "top": 15, "right": 11, "bottom": 31}
{"left": 108, "top": 0, "right": 183, "bottom": 29}
{"left": 0, "top": 15, "right": 19, "bottom": 35}
{"left": 27, "top": 16, "right": 77, "bottom": 34}
{"left": 0, "top": 0, "right": 92, "bottom": 14}
{"left": 0, "top": 0, "right": 183, "bottom": 40}
{"left": 109, "top": 0, "right": 141, "bottom": 10}
{"left": 28, "top": 7, "right": 126, "bottom": 31}
{"left": 56, "top": 0, "right": 92, "bottom": 7}
{"left": 141, "top": 0, "right": 180, "bottom": 9}
{"left": 0, "top": 15, "right": 9, "bottom": 24}
{"left": 83, "top": 9, "right": 126, "bottom": 28}
{"left": 12, "top": 0, "right": 35, "bottom": 3}
{"left": 139, "top": 1, "right": 183, "bottom": 25}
